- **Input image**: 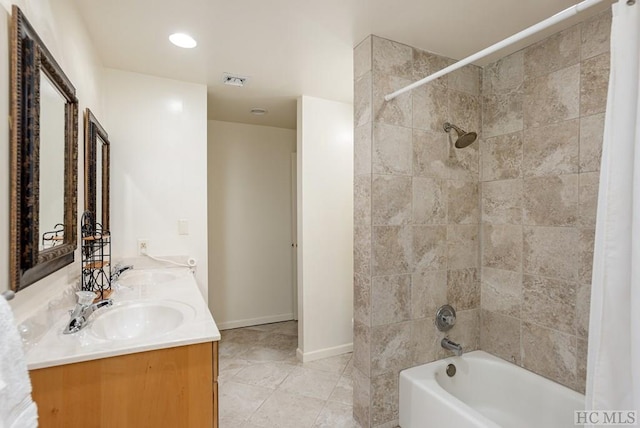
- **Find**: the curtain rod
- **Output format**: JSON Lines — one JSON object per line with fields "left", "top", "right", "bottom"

{"left": 385, "top": 0, "right": 607, "bottom": 101}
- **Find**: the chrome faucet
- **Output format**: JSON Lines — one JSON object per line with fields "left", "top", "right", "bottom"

{"left": 63, "top": 291, "right": 113, "bottom": 334}
{"left": 441, "top": 337, "right": 463, "bottom": 356}
{"left": 111, "top": 263, "right": 133, "bottom": 282}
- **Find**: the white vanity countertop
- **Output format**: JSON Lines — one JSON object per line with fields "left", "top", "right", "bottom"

{"left": 25, "top": 267, "right": 220, "bottom": 370}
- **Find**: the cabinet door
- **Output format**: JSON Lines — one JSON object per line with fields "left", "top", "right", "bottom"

{"left": 31, "top": 342, "right": 214, "bottom": 428}
{"left": 213, "top": 341, "right": 219, "bottom": 428}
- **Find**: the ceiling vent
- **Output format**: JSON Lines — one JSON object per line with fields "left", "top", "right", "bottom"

{"left": 222, "top": 73, "right": 249, "bottom": 87}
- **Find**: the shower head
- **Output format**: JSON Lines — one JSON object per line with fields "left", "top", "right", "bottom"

{"left": 443, "top": 122, "right": 478, "bottom": 148}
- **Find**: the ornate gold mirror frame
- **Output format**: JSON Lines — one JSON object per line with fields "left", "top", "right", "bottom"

{"left": 10, "top": 6, "right": 79, "bottom": 291}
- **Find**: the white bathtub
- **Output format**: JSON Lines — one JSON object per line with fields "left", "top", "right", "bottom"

{"left": 399, "top": 351, "right": 584, "bottom": 428}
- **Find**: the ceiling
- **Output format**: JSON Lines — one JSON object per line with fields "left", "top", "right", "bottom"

{"left": 73, "top": 0, "right": 613, "bottom": 130}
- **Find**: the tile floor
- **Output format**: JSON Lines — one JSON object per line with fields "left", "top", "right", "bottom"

{"left": 218, "top": 321, "right": 358, "bottom": 428}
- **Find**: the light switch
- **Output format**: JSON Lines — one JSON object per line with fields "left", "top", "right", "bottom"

{"left": 178, "top": 219, "right": 189, "bottom": 235}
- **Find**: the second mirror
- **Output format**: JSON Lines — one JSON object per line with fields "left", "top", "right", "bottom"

{"left": 84, "top": 109, "right": 110, "bottom": 232}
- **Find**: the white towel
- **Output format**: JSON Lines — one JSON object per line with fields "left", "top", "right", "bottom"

{"left": 0, "top": 296, "right": 38, "bottom": 428}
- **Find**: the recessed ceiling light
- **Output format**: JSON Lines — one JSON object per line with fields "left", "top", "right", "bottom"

{"left": 250, "top": 108, "right": 268, "bottom": 116}
{"left": 169, "top": 33, "right": 197, "bottom": 49}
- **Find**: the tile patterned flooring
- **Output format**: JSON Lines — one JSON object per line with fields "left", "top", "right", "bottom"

{"left": 218, "top": 321, "right": 358, "bottom": 428}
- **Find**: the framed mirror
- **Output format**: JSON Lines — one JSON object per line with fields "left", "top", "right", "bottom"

{"left": 10, "top": 6, "right": 79, "bottom": 291}
{"left": 84, "top": 109, "right": 110, "bottom": 232}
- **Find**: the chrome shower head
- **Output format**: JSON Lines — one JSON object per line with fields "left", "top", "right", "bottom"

{"left": 443, "top": 122, "right": 478, "bottom": 148}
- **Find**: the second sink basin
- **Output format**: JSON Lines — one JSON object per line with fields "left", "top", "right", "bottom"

{"left": 90, "top": 300, "right": 195, "bottom": 341}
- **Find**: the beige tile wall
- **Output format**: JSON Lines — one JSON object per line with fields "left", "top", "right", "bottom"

{"left": 353, "top": 35, "right": 482, "bottom": 428}
{"left": 479, "top": 10, "right": 610, "bottom": 393}
{"left": 353, "top": 9, "right": 609, "bottom": 427}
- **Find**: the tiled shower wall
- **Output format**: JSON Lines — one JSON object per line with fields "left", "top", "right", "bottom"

{"left": 353, "top": 9, "right": 610, "bottom": 428}
{"left": 479, "top": 10, "right": 610, "bottom": 393}
{"left": 353, "top": 35, "right": 483, "bottom": 427}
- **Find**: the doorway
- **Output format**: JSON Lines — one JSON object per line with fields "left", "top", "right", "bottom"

{"left": 208, "top": 121, "right": 297, "bottom": 330}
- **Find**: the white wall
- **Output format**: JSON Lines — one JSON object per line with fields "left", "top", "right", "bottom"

{"left": 297, "top": 95, "right": 353, "bottom": 361}
{"left": 0, "top": 3, "right": 209, "bottom": 317}
{"left": 103, "top": 69, "right": 209, "bottom": 299}
{"left": 1, "top": 0, "right": 104, "bottom": 319}
{"left": 208, "top": 120, "right": 296, "bottom": 329}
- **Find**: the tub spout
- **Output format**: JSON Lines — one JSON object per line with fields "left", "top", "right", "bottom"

{"left": 441, "top": 337, "right": 463, "bottom": 356}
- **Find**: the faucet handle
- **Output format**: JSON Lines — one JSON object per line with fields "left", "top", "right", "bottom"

{"left": 441, "top": 314, "right": 455, "bottom": 324}
{"left": 435, "top": 305, "right": 457, "bottom": 332}
{"left": 76, "top": 291, "right": 96, "bottom": 305}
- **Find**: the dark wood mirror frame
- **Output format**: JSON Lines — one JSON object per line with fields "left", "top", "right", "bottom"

{"left": 84, "top": 109, "right": 110, "bottom": 232}
{"left": 10, "top": 6, "right": 79, "bottom": 291}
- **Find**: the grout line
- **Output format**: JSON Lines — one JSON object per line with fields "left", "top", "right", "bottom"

{"left": 311, "top": 399, "right": 331, "bottom": 427}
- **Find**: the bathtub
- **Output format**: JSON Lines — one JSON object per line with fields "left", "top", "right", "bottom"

{"left": 399, "top": 351, "right": 584, "bottom": 428}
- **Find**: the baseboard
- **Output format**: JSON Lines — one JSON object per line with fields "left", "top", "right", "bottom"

{"left": 296, "top": 342, "right": 353, "bottom": 363}
{"left": 217, "top": 313, "right": 294, "bottom": 330}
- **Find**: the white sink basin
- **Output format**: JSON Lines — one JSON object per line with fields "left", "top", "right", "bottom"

{"left": 117, "top": 270, "right": 184, "bottom": 286}
{"left": 90, "top": 300, "right": 194, "bottom": 341}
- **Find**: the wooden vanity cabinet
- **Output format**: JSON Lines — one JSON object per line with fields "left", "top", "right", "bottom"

{"left": 30, "top": 341, "right": 219, "bottom": 428}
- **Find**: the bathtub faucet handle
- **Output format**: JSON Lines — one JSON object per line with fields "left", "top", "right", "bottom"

{"left": 441, "top": 314, "right": 455, "bottom": 324}
{"left": 435, "top": 305, "right": 457, "bottom": 332}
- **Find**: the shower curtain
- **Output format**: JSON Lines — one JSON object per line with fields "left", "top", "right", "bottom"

{"left": 585, "top": 0, "right": 640, "bottom": 419}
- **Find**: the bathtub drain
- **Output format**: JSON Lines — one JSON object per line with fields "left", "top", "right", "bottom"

{"left": 446, "top": 363, "right": 456, "bottom": 377}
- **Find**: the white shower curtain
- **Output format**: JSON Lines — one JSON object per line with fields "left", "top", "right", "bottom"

{"left": 585, "top": 0, "right": 640, "bottom": 418}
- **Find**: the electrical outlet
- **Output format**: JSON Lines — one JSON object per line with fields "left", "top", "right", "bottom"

{"left": 137, "top": 239, "right": 149, "bottom": 255}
